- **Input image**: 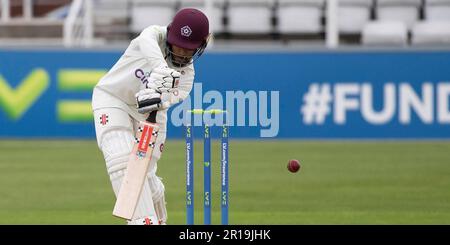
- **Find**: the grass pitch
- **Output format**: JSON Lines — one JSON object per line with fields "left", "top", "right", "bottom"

{"left": 0, "top": 140, "right": 449, "bottom": 224}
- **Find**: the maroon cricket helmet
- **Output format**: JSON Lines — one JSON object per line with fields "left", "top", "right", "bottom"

{"left": 167, "top": 8, "right": 209, "bottom": 50}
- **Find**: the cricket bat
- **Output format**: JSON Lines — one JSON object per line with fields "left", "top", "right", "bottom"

{"left": 113, "top": 98, "right": 161, "bottom": 221}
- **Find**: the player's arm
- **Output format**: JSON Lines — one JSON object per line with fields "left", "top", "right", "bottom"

{"left": 137, "top": 25, "right": 170, "bottom": 68}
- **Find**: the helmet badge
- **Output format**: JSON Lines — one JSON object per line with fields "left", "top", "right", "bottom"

{"left": 181, "top": 25, "right": 192, "bottom": 37}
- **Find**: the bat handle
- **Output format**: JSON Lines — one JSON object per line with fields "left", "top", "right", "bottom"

{"left": 147, "top": 111, "right": 157, "bottom": 123}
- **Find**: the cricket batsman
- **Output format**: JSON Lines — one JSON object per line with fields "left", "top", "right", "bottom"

{"left": 92, "top": 8, "right": 210, "bottom": 224}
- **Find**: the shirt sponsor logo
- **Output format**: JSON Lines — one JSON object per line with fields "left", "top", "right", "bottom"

{"left": 135, "top": 69, "right": 151, "bottom": 88}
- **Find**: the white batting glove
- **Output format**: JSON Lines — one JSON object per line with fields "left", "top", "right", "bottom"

{"left": 135, "top": 89, "right": 171, "bottom": 114}
{"left": 146, "top": 66, "right": 181, "bottom": 93}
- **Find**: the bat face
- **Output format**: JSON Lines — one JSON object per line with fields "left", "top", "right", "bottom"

{"left": 113, "top": 121, "right": 159, "bottom": 220}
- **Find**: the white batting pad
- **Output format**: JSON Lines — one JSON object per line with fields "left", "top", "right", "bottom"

{"left": 147, "top": 174, "right": 168, "bottom": 224}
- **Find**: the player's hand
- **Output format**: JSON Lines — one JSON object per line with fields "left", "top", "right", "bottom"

{"left": 135, "top": 89, "right": 170, "bottom": 114}
{"left": 147, "top": 66, "right": 181, "bottom": 93}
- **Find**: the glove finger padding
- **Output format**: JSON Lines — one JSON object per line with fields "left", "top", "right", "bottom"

{"left": 164, "top": 71, "right": 181, "bottom": 88}
{"left": 137, "top": 104, "right": 160, "bottom": 114}
{"left": 135, "top": 89, "right": 158, "bottom": 100}
{"left": 148, "top": 67, "right": 181, "bottom": 92}
{"left": 135, "top": 92, "right": 172, "bottom": 114}
{"left": 136, "top": 89, "right": 162, "bottom": 114}
{"left": 137, "top": 97, "right": 162, "bottom": 114}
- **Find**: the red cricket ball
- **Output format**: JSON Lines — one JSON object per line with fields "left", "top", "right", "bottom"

{"left": 287, "top": 159, "right": 301, "bottom": 173}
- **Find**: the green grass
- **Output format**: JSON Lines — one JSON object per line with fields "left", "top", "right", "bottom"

{"left": 0, "top": 140, "right": 450, "bottom": 224}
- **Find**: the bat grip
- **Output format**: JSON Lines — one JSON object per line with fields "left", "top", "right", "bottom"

{"left": 147, "top": 111, "right": 157, "bottom": 123}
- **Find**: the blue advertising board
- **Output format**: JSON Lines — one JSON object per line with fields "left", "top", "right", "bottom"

{"left": 1, "top": 49, "right": 449, "bottom": 139}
